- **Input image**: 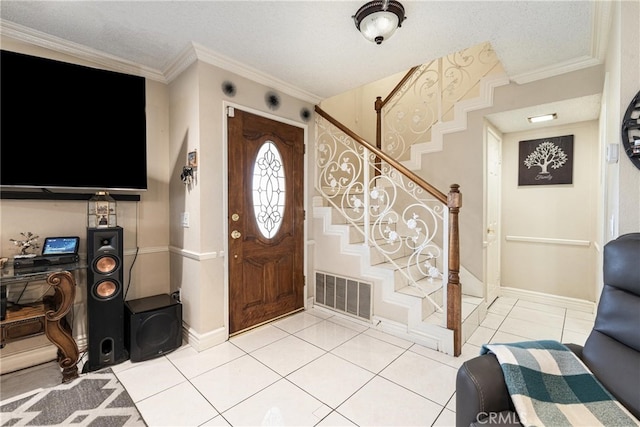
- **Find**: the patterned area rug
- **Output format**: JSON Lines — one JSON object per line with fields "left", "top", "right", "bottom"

{"left": 0, "top": 368, "right": 146, "bottom": 426}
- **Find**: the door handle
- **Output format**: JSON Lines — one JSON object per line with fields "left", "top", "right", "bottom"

{"left": 231, "top": 230, "right": 242, "bottom": 239}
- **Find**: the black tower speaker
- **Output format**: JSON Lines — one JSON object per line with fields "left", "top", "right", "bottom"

{"left": 86, "top": 226, "right": 128, "bottom": 371}
{"left": 125, "top": 294, "right": 182, "bottom": 362}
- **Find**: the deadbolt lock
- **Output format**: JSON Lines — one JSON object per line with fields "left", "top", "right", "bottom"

{"left": 231, "top": 230, "right": 241, "bottom": 239}
{"left": 231, "top": 213, "right": 240, "bottom": 222}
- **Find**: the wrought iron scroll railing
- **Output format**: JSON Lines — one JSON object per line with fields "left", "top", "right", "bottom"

{"left": 315, "top": 106, "right": 463, "bottom": 356}
{"left": 376, "top": 41, "right": 502, "bottom": 162}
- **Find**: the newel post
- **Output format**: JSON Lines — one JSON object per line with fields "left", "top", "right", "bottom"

{"left": 374, "top": 96, "right": 383, "bottom": 177}
{"left": 447, "top": 184, "right": 462, "bottom": 356}
{"left": 375, "top": 96, "right": 383, "bottom": 151}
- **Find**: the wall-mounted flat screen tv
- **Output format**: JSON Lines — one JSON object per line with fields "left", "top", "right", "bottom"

{"left": 1, "top": 50, "right": 147, "bottom": 191}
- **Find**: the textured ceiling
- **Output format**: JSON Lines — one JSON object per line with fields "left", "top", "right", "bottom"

{"left": 0, "top": 1, "right": 607, "bottom": 102}
{"left": 0, "top": 1, "right": 609, "bottom": 133}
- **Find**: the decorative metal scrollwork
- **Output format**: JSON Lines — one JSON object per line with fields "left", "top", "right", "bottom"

{"left": 252, "top": 141, "right": 285, "bottom": 238}
{"left": 315, "top": 115, "right": 447, "bottom": 312}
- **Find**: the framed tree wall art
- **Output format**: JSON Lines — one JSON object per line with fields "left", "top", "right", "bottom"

{"left": 518, "top": 135, "right": 574, "bottom": 186}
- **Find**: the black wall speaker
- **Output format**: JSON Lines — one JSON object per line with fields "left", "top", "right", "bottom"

{"left": 86, "top": 226, "right": 128, "bottom": 371}
{"left": 125, "top": 293, "right": 182, "bottom": 362}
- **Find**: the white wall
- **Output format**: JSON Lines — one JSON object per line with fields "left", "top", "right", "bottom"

{"left": 500, "top": 121, "right": 599, "bottom": 301}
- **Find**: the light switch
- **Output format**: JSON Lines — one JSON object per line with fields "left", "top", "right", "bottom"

{"left": 606, "top": 143, "right": 619, "bottom": 163}
{"left": 181, "top": 212, "right": 190, "bottom": 228}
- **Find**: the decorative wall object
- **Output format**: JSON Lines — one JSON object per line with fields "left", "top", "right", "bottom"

{"left": 188, "top": 150, "right": 198, "bottom": 168}
{"left": 221, "top": 81, "right": 236, "bottom": 97}
{"left": 621, "top": 90, "right": 640, "bottom": 170}
{"left": 518, "top": 135, "right": 574, "bottom": 186}
{"left": 180, "top": 166, "right": 194, "bottom": 185}
{"left": 265, "top": 91, "right": 280, "bottom": 110}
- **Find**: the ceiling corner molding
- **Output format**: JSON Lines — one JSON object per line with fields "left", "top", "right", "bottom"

{"left": 188, "top": 42, "right": 322, "bottom": 105}
{"left": 0, "top": 20, "right": 166, "bottom": 82}
{"left": 510, "top": 55, "right": 602, "bottom": 85}
{"left": 591, "top": 0, "right": 613, "bottom": 62}
{"left": 163, "top": 42, "right": 199, "bottom": 83}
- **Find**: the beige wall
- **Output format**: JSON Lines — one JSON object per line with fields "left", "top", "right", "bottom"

{"left": 312, "top": 5, "right": 640, "bottom": 308}
{"left": 0, "top": 40, "right": 172, "bottom": 298}
{"left": 500, "top": 121, "right": 599, "bottom": 301}
{"left": 317, "top": 59, "right": 606, "bottom": 293}
{"left": 167, "top": 58, "right": 316, "bottom": 349}
{"left": 2, "top": 1, "right": 638, "bottom": 367}
{"left": 0, "top": 38, "right": 318, "bottom": 365}
{"left": 0, "top": 38, "right": 171, "bottom": 371}
{"left": 605, "top": 0, "right": 640, "bottom": 237}
{"left": 320, "top": 69, "right": 406, "bottom": 144}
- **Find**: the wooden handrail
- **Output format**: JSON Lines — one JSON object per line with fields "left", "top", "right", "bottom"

{"left": 315, "top": 105, "right": 447, "bottom": 205}
{"left": 380, "top": 65, "right": 420, "bottom": 109}
{"left": 375, "top": 65, "right": 419, "bottom": 150}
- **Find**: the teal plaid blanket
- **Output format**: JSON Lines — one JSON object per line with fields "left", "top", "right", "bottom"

{"left": 481, "top": 340, "right": 639, "bottom": 427}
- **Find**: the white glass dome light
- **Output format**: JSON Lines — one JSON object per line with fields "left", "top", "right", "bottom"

{"left": 353, "top": 0, "right": 406, "bottom": 45}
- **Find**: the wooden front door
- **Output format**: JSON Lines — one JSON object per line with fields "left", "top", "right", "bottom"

{"left": 227, "top": 108, "right": 305, "bottom": 335}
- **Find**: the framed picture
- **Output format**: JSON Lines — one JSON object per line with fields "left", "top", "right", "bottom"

{"left": 518, "top": 135, "right": 574, "bottom": 186}
{"left": 188, "top": 150, "right": 198, "bottom": 168}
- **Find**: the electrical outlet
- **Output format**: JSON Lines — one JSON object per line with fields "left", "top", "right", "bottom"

{"left": 181, "top": 212, "right": 190, "bottom": 228}
{"left": 171, "top": 288, "right": 181, "bottom": 302}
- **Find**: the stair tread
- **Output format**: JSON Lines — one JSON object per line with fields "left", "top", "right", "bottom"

{"left": 423, "top": 293, "right": 483, "bottom": 323}
{"left": 396, "top": 278, "right": 444, "bottom": 297}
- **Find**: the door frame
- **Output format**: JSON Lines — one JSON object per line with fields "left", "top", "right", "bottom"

{"left": 484, "top": 123, "right": 502, "bottom": 305}
{"left": 222, "top": 101, "right": 309, "bottom": 338}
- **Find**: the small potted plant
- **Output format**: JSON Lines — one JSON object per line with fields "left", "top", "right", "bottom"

{"left": 10, "top": 232, "right": 40, "bottom": 258}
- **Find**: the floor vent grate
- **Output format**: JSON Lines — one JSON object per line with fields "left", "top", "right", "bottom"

{"left": 314, "top": 272, "right": 371, "bottom": 320}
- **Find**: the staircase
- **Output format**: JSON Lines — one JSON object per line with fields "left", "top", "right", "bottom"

{"left": 313, "top": 194, "right": 486, "bottom": 354}
{"left": 312, "top": 42, "right": 510, "bottom": 355}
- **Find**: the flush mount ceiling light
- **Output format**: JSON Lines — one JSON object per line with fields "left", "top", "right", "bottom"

{"left": 527, "top": 113, "right": 558, "bottom": 123}
{"left": 353, "top": 0, "right": 406, "bottom": 45}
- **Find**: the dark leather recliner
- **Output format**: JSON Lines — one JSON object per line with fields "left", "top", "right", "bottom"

{"left": 455, "top": 232, "right": 640, "bottom": 427}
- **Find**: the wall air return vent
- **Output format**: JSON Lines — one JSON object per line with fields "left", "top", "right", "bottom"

{"left": 314, "top": 272, "right": 372, "bottom": 321}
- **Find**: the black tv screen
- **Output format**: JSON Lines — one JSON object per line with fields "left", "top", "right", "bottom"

{"left": 1, "top": 50, "right": 147, "bottom": 191}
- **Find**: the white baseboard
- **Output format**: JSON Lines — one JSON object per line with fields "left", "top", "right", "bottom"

{"left": 183, "top": 324, "right": 227, "bottom": 352}
{"left": 0, "top": 336, "right": 58, "bottom": 375}
{"left": 500, "top": 287, "right": 596, "bottom": 314}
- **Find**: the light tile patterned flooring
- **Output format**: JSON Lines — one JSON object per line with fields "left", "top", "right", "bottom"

{"left": 1, "top": 296, "right": 595, "bottom": 426}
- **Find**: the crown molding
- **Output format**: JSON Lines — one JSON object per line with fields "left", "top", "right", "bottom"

{"left": 511, "top": 1, "right": 610, "bottom": 85}
{"left": 1, "top": 20, "right": 322, "bottom": 104}
{"left": 0, "top": 20, "right": 166, "bottom": 82}
{"left": 166, "top": 41, "right": 322, "bottom": 104}
{"left": 511, "top": 55, "right": 602, "bottom": 85}
{"left": 591, "top": 0, "right": 613, "bottom": 62}
{"left": 162, "top": 42, "right": 199, "bottom": 83}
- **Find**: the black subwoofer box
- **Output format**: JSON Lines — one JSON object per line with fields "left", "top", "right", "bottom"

{"left": 125, "top": 293, "right": 182, "bottom": 362}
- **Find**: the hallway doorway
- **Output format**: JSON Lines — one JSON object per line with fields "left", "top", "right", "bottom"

{"left": 485, "top": 126, "right": 502, "bottom": 305}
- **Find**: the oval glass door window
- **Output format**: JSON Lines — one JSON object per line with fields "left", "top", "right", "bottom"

{"left": 252, "top": 141, "right": 286, "bottom": 238}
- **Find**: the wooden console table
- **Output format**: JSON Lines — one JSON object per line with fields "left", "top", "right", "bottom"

{"left": 1, "top": 263, "right": 84, "bottom": 383}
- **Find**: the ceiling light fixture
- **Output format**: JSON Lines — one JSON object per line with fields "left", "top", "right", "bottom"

{"left": 527, "top": 113, "right": 557, "bottom": 123}
{"left": 353, "top": 0, "right": 406, "bottom": 45}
